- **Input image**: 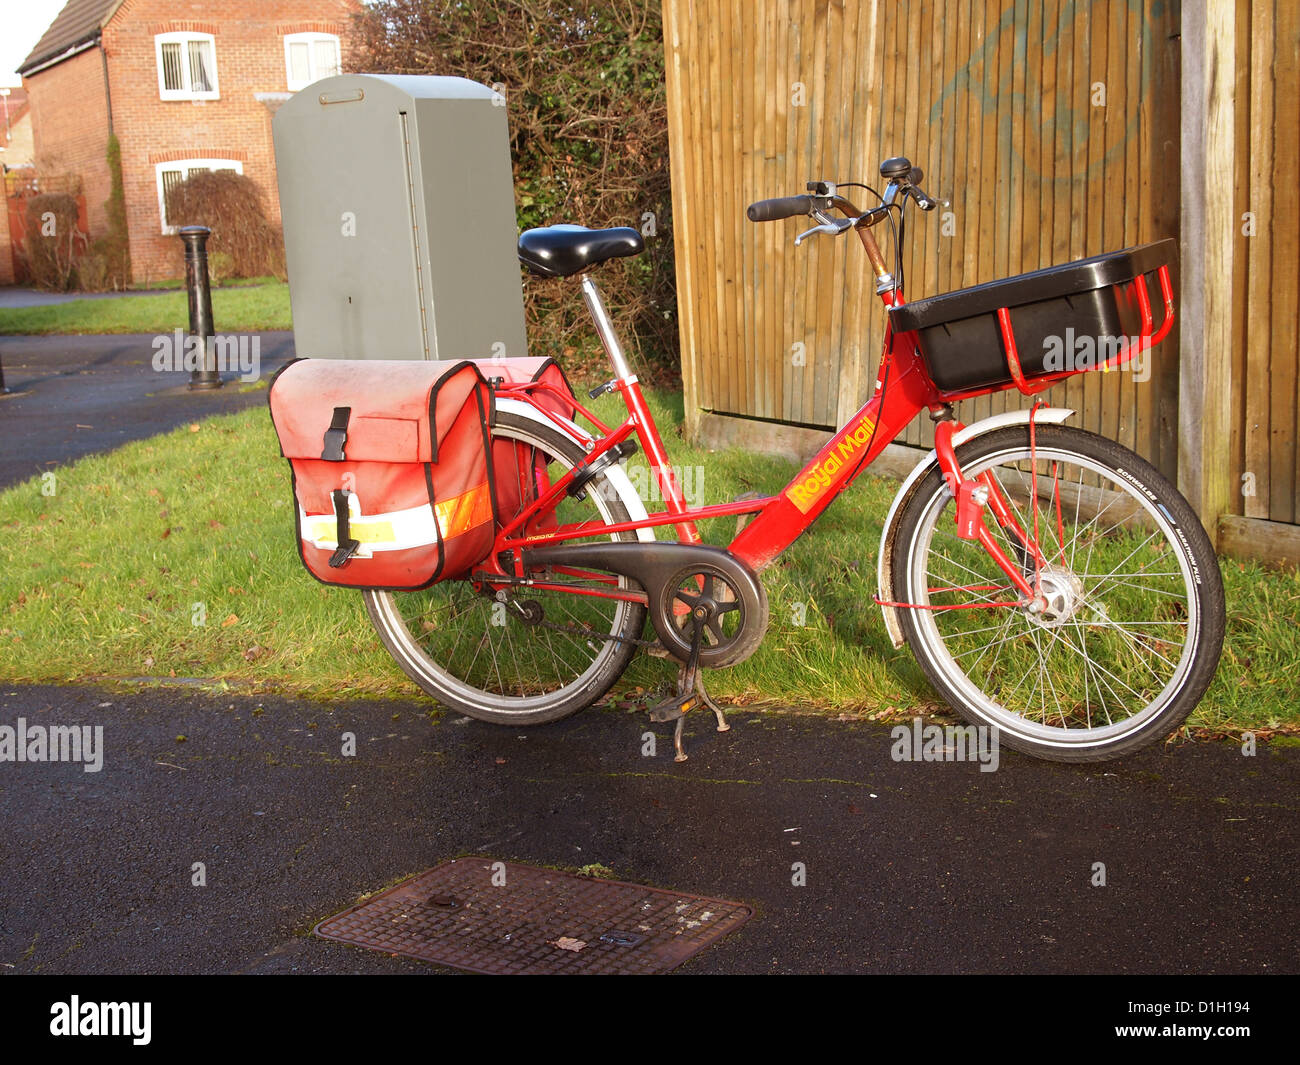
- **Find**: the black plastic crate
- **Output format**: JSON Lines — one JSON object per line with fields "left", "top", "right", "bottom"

{"left": 889, "top": 238, "right": 1176, "bottom": 394}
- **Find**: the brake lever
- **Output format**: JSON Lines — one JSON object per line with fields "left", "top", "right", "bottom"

{"left": 794, "top": 216, "right": 856, "bottom": 246}
{"left": 907, "top": 187, "right": 949, "bottom": 212}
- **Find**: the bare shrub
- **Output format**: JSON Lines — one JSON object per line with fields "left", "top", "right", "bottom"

{"left": 25, "top": 193, "right": 84, "bottom": 291}
{"left": 165, "top": 170, "right": 286, "bottom": 280}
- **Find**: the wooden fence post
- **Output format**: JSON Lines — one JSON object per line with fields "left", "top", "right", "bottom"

{"left": 662, "top": 0, "right": 701, "bottom": 441}
{"left": 1179, "top": 0, "right": 1236, "bottom": 539}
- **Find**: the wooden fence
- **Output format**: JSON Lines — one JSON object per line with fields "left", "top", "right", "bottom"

{"left": 663, "top": 0, "right": 1299, "bottom": 561}
{"left": 1226, "top": 0, "right": 1299, "bottom": 531}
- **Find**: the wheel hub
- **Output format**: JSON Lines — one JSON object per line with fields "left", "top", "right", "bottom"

{"left": 1026, "top": 565, "right": 1085, "bottom": 628}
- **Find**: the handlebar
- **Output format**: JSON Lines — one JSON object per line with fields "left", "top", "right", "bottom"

{"left": 746, "top": 155, "right": 942, "bottom": 239}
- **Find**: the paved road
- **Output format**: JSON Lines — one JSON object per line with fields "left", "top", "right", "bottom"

{"left": 0, "top": 333, "right": 295, "bottom": 489}
{"left": 0, "top": 682, "right": 1294, "bottom": 975}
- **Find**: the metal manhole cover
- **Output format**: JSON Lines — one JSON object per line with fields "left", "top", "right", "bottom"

{"left": 314, "top": 858, "right": 752, "bottom": 974}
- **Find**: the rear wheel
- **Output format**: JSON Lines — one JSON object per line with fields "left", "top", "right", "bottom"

{"left": 892, "top": 425, "right": 1225, "bottom": 762}
{"left": 363, "top": 410, "right": 647, "bottom": 725}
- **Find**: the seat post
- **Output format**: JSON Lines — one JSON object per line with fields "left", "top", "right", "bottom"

{"left": 580, "top": 274, "right": 634, "bottom": 381}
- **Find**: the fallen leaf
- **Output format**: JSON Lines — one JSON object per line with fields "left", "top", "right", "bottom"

{"left": 221, "top": 614, "right": 239, "bottom": 628}
{"left": 553, "top": 937, "right": 586, "bottom": 952}
{"left": 189, "top": 423, "right": 200, "bottom": 432}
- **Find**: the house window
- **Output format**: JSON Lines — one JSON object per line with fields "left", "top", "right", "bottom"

{"left": 155, "top": 159, "right": 242, "bottom": 234}
{"left": 155, "top": 32, "right": 219, "bottom": 101}
{"left": 284, "top": 32, "right": 340, "bottom": 91}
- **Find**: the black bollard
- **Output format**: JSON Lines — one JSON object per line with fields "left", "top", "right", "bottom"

{"left": 179, "top": 226, "right": 223, "bottom": 390}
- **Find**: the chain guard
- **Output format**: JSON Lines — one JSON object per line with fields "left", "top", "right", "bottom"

{"left": 520, "top": 541, "right": 767, "bottom": 667}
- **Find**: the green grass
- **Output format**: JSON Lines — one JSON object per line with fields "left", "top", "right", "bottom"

{"left": 128, "top": 275, "right": 283, "bottom": 292}
{"left": 0, "top": 282, "right": 291, "bottom": 335}
{"left": 0, "top": 390, "right": 1296, "bottom": 733}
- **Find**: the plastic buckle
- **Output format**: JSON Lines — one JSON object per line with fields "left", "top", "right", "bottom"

{"left": 321, "top": 406, "right": 351, "bottom": 462}
{"left": 329, "top": 539, "right": 361, "bottom": 568}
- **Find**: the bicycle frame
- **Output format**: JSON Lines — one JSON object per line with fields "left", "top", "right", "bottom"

{"left": 482, "top": 194, "right": 1174, "bottom": 610}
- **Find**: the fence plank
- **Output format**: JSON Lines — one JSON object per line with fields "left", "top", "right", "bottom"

{"left": 1242, "top": 0, "right": 1271, "bottom": 520}
{"left": 1269, "top": 0, "right": 1299, "bottom": 524}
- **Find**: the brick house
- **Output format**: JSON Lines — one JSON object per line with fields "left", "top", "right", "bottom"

{"left": 17, "top": 0, "right": 360, "bottom": 283}
{"left": 0, "top": 88, "right": 35, "bottom": 285}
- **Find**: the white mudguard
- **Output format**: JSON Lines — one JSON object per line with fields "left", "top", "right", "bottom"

{"left": 876, "top": 407, "right": 1076, "bottom": 648}
{"left": 493, "top": 397, "right": 656, "bottom": 542}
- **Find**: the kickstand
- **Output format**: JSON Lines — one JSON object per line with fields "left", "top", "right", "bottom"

{"left": 648, "top": 609, "right": 730, "bottom": 763}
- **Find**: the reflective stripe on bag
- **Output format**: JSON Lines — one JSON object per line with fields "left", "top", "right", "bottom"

{"left": 302, "top": 481, "right": 492, "bottom": 557}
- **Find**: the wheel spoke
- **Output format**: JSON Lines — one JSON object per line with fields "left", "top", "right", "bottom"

{"left": 363, "top": 415, "right": 646, "bottom": 720}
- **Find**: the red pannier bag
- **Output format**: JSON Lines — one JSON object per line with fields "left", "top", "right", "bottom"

{"left": 472, "top": 357, "right": 577, "bottom": 537}
{"left": 269, "top": 359, "right": 495, "bottom": 589}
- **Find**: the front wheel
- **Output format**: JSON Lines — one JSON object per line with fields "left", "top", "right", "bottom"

{"left": 892, "top": 425, "right": 1225, "bottom": 762}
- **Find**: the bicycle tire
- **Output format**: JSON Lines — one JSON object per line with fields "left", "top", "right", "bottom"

{"left": 363, "top": 409, "right": 648, "bottom": 725}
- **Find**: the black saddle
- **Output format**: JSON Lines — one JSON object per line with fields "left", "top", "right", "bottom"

{"left": 517, "top": 225, "right": 644, "bottom": 278}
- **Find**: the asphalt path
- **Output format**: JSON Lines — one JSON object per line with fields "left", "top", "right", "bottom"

{"left": 0, "top": 332, "right": 295, "bottom": 489}
{"left": 0, "top": 682, "right": 1294, "bottom": 975}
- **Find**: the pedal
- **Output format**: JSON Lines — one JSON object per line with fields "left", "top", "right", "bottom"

{"left": 647, "top": 691, "right": 697, "bottom": 723}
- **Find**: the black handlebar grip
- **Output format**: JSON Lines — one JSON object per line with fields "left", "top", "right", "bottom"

{"left": 746, "top": 195, "right": 814, "bottom": 222}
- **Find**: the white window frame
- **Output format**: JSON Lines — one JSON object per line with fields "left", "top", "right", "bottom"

{"left": 283, "top": 32, "right": 341, "bottom": 91}
{"left": 154, "top": 32, "right": 220, "bottom": 101}
{"left": 155, "top": 159, "right": 243, "bottom": 234}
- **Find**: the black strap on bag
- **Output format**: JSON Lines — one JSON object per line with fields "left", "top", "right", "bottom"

{"left": 329, "top": 489, "right": 361, "bottom": 568}
{"left": 321, "top": 406, "right": 351, "bottom": 461}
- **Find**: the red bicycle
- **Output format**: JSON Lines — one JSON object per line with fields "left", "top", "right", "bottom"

{"left": 363, "top": 155, "right": 1226, "bottom": 764}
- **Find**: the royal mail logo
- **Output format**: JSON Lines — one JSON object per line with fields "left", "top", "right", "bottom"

{"left": 785, "top": 414, "right": 877, "bottom": 514}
